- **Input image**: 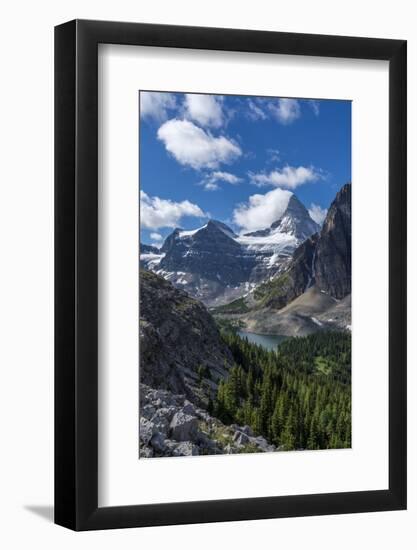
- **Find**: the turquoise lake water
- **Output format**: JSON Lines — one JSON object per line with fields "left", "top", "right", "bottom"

{"left": 237, "top": 331, "right": 287, "bottom": 351}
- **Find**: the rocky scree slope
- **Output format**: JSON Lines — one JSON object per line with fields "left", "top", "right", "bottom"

{"left": 140, "top": 385, "right": 278, "bottom": 458}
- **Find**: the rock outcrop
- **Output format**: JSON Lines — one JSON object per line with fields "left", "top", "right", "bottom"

{"left": 140, "top": 270, "right": 233, "bottom": 407}
{"left": 139, "top": 385, "right": 278, "bottom": 458}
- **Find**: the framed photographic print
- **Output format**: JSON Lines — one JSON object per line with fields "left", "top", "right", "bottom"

{"left": 55, "top": 20, "right": 407, "bottom": 530}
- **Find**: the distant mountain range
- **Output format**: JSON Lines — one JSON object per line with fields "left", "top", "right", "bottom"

{"left": 140, "top": 192, "right": 320, "bottom": 306}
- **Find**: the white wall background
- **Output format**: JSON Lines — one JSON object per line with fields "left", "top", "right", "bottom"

{"left": 0, "top": 1, "right": 415, "bottom": 548}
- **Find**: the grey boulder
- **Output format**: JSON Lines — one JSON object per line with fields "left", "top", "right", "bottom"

{"left": 139, "top": 417, "right": 155, "bottom": 445}
{"left": 233, "top": 431, "right": 250, "bottom": 446}
{"left": 169, "top": 411, "right": 198, "bottom": 442}
{"left": 150, "top": 432, "right": 167, "bottom": 453}
{"left": 171, "top": 441, "right": 200, "bottom": 456}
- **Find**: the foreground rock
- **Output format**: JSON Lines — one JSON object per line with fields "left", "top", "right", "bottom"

{"left": 139, "top": 384, "right": 279, "bottom": 458}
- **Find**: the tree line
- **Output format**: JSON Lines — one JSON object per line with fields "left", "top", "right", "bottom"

{"left": 210, "top": 330, "right": 351, "bottom": 451}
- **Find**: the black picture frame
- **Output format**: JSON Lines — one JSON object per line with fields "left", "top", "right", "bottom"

{"left": 55, "top": 19, "right": 407, "bottom": 531}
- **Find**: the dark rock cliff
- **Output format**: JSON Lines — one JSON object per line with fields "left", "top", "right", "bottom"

{"left": 314, "top": 183, "right": 351, "bottom": 299}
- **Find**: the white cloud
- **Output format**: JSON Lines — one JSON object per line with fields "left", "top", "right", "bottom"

{"left": 184, "top": 94, "right": 224, "bottom": 128}
{"left": 150, "top": 232, "right": 163, "bottom": 241}
{"left": 201, "top": 170, "right": 242, "bottom": 190}
{"left": 157, "top": 119, "right": 241, "bottom": 170}
{"left": 140, "top": 92, "right": 176, "bottom": 122}
{"left": 204, "top": 182, "right": 220, "bottom": 191}
{"left": 212, "top": 171, "right": 242, "bottom": 184}
{"left": 246, "top": 97, "right": 301, "bottom": 124}
{"left": 308, "top": 203, "right": 328, "bottom": 225}
{"left": 268, "top": 98, "right": 301, "bottom": 124}
{"left": 247, "top": 99, "right": 267, "bottom": 120}
{"left": 140, "top": 190, "right": 206, "bottom": 229}
{"left": 249, "top": 165, "right": 321, "bottom": 189}
{"left": 233, "top": 188, "right": 293, "bottom": 232}
{"left": 309, "top": 100, "right": 320, "bottom": 116}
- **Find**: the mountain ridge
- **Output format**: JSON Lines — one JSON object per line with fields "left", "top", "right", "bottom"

{"left": 141, "top": 191, "right": 320, "bottom": 305}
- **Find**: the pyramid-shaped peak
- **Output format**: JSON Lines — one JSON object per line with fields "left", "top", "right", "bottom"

{"left": 268, "top": 194, "right": 319, "bottom": 240}
{"left": 271, "top": 194, "right": 309, "bottom": 225}
{"left": 205, "top": 220, "right": 237, "bottom": 238}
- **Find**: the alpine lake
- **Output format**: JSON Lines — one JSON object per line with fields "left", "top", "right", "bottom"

{"left": 237, "top": 331, "right": 287, "bottom": 352}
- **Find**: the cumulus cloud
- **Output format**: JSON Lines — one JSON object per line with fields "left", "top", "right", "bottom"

{"left": 157, "top": 119, "right": 241, "bottom": 170}
{"left": 140, "top": 190, "right": 206, "bottom": 229}
{"left": 150, "top": 232, "right": 163, "bottom": 241}
{"left": 308, "top": 203, "right": 328, "bottom": 225}
{"left": 184, "top": 94, "right": 224, "bottom": 128}
{"left": 268, "top": 98, "right": 301, "bottom": 124}
{"left": 233, "top": 188, "right": 293, "bottom": 232}
{"left": 200, "top": 170, "right": 242, "bottom": 190}
{"left": 140, "top": 92, "right": 176, "bottom": 122}
{"left": 249, "top": 165, "right": 321, "bottom": 189}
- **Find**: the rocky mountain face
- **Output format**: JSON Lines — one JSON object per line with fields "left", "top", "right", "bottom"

{"left": 141, "top": 243, "right": 160, "bottom": 254}
{"left": 314, "top": 183, "right": 351, "bottom": 299}
{"left": 140, "top": 270, "right": 233, "bottom": 407}
{"left": 214, "top": 184, "right": 352, "bottom": 335}
{"left": 140, "top": 193, "right": 319, "bottom": 306}
{"left": 253, "top": 233, "right": 319, "bottom": 310}
{"left": 160, "top": 220, "right": 256, "bottom": 286}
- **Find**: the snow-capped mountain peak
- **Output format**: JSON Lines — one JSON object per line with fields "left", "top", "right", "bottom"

{"left": 244, "top": 194, "right": 319, "bottom": 242}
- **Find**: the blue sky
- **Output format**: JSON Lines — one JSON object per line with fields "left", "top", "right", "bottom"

{"left": 140, "top": 91, "right": 351, "bottom": 247}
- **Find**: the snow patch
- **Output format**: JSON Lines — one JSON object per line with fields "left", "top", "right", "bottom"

{"left": 178, "top": 225, "right": 207, "bottom": 238}
{"left": 140, "top": 252, "right": 164, "bottom": 269}
{"left": 236, "top": 230, "right": 297, "bottom": 254}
